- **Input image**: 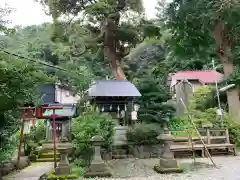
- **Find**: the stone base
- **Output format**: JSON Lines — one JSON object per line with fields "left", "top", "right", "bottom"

{"left": 154, "top": 165, "right": 183, "bottom": 173}
{"left": 55, "top": 165, "right": 71, "bottom": 176}
{"left": 84, "top": 162, "right": 112, "bottom": 178}
{"left": 153, "top": 158, "right": 183, "bottom": 174}
{"left": 16, "top": 156, "right": 30, "bottom": 169}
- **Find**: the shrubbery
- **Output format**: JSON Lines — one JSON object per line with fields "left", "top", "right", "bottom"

{"left": 29, "top": 119, "right": 46, "bottom": 144}
{"left": 126, "top": 123, "right": 162, "bottom": 145}
{"left": 0, "top": 131, "right": 20, "bottom": 162}
{"left": 170, "top": 85, "right": 240, "bottom": 146}
{"left": 169, "top": 116, "right": 197, "bottom": 137}
{"left": 71, "top": 107, "right": 114, "bottom": 167}
{"left": 24, "top": 119, "right": 46, "bottom": 159}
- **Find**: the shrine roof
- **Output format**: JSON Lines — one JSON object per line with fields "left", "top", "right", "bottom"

{"left": 87, "top": 80, "right": 141, "bottom": 97}
{"left": 43, "top": 104, "right": 76, "bottom": 117}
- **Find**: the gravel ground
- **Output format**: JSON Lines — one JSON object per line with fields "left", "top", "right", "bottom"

{"left": 78, "top": 156, "right": 240, "bottom": 180}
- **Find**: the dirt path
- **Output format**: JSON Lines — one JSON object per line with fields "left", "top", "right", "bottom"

{"left": 3, "top": 162, "right": 53, "bottom": 180}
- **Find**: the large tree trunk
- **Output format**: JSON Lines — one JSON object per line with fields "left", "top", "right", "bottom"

{"left": 100, "top": 13, "right": 126, "bottom": 80}
{"left": 222, "top": 61, "right": 240, "bottom": 119}
{"left": 104, "top": 46, "right": 126, "bottom": 80}
{"left": 213, "top": 19, "right": 240, "bottom": 119}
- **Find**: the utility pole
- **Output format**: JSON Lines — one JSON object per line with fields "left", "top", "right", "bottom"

{"left": 212, "top": 59, "right": 223, "bottom": 126}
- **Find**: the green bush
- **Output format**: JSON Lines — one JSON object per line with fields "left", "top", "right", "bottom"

{"left": 23, "top": 119, "right": 45, "bottom": 157}
{"left": 30, "top": 119, "right": 46, "bottom": 144}
{"left": 169, "top": 116, "right": 197, "bottom": 137}
{"left": 71, "top": 107, "right": 114, "bottom": 167}
{"left": 126, "top": 123, "right": 162, "bottom": 145}
{"left": 169, "top": 85, "right": 240, "bottom": 145}
{"left": 0, "top": 131, "right": 20, "bottom": 162}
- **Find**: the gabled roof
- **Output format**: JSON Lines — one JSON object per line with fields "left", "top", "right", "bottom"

{"left": 170, "top": 70, "right": 223, "bottom": 87}
{"left": 43, "top": 103, "right": 76, "bottom": 117}
{"left": 87, "top": 80, "right": 141, "bottom": 97}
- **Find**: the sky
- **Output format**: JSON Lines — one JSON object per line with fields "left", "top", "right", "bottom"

{"left": 0, "top": 0, "right": 158, "bottom": 27}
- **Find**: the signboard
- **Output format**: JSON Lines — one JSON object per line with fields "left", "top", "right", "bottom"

{"left": 131, "top": 111, "right": 137, "bottom": 121}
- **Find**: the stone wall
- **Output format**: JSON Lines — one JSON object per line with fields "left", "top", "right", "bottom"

{"left": 1, "top": 156, "right": 30, "bottom": 176}
{"left": 128, "top": 144, "right": 163, "bottom": 159}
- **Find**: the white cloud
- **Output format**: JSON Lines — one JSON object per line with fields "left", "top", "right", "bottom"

{"left": 0, "top": 0, "right": 158, "bottom": 27}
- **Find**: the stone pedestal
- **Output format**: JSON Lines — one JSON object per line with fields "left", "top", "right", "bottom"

{"left": 84, "top": 135, "right": 112, "bottom": 178}
{"left": 154, "top": 128, "right": 183, "bottom": 173}
{"left": 55, "top": 144, "right": 72, "bottom": 176}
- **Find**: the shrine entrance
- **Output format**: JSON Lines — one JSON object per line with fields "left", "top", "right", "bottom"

{"left": 43, "top": 104, "right": 76, "bottom": 142}
{"left": 85, "top": 80, "right": 142, "bottom": 145}
{"left": 46, "top": 119, "right": 70, "bottom": 142}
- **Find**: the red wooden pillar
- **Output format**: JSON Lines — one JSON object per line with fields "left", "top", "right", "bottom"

{"left": 17, "top": 107, "right": 36, "bottom": 168}
{"left": 17, "top": 118, "right": 25, "bottom": 168}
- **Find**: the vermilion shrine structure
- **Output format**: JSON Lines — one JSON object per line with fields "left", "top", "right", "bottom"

{"left": 18, "top": 103, "right": 76, "bottom": 169}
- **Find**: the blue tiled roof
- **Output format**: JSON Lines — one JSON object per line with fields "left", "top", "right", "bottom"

{"left": 88, "top": 80, "right": 141, "bottom": 97}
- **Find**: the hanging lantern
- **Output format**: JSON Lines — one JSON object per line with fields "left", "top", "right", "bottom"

{"left": 117, "top": 105, "right": 120, "bottom": 118}
{"left": 101, "top": 105, "right": 104, "bottom": 112}
{"left": 110, "top": 104, "right": 112, "bottom": 110}
{"left": 86, "top": 101, "right": 90, "bottom": 106}
{"left": 125, "top": 104, "right": 127, "bottom": 111}
{"left": 134, "top": 104, "right": 140, "bottom": 111}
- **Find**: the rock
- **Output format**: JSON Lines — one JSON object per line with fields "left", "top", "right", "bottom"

{"left": 17, "top": 156, "right": 30, "bottom": 169}
{"left": 2, "top": 162, "right": 14, "bottom": 175}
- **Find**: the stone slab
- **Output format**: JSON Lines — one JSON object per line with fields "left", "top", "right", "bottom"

{"left": 153, "top": 165, "right": 183, "bottom": 173}
{"left": 84, "top": 163, "right": 112, "bottom": 178}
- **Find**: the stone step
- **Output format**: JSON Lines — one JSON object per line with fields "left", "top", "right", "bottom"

{"left": 112, "top": 149, "right": 127, "bottom": 154}
{"left": 36, "top": 157, "right": 60, "bottom": 162}
{"left": 39, "top": 152, "right": 60, "bottom": 159}
{"left": 112, "top": 154, "right": 133, "bottom": 159}
{"left": 42, "top": 142, "right": 72, "bottom": 150}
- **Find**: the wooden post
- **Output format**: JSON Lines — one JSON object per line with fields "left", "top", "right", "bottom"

{"left": 17, "top": 119, "right": 25, "bottom": 168}
{"left": 225, "top": 128, "right": 230, "bottom": 144}
{"left": 206, "top": 127, "right": 211, "bottom": 145}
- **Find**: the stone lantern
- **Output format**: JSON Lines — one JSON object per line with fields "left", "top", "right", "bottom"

{"left": 84, "top": 135, "right": 112, "bottom": 178}
{"left": 55, "top": 143, "right": 72, "bottom": 176}
{"left": 154, "top": 128, "right": 183, "bottom": 173}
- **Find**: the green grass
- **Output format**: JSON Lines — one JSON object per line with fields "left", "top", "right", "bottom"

{"left": 47, "top": 164, "right": 85, "bottom": 180}
{"left": 237, "top": 146, "right": 240, "bottom": 152}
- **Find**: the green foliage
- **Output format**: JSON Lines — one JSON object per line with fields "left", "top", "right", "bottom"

{"left": 0, "top": 54, "right": 52, "bottom": 111}
{"left": 71, "top": 107, "right": 114, "bottom": 166}
{"left": 0, "top": 131, "right": 20, "bottom": 162}
{"left": 30, "top": 119, "right": 46, "bottom": 144}
{"left": 0, "top": 53, "right": 51, "bottom": 162}
{"left": 226, "top": 120, "right": 240, "bottom": 145}
{"left": 171, "top": 85, "right": 240, "bottom": 145}
{"left": 169, "top": 116, "right": 198, "bottom": 137}
{"left": 24, "top": 120, "right": 46, "bottom": 159}
{"left": 189, "top": 85, "right": 217, "bottom": 111}
{"left": 126, "top": 123, "right": 162, "bottom": 145}
{"left": 136, "top": 74, "right": 175, "bottom": 124}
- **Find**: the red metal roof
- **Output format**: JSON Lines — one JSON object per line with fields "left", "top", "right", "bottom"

{"left": 171, "top": 70, "right": 223, "bottom": 84}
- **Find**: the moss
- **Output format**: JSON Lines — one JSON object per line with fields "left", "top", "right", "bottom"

{"left": 47, "top": 173, "right": 79, "bottom": 180}
{"left": 47, "top": 165, "right": 85, "bottom": 180}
